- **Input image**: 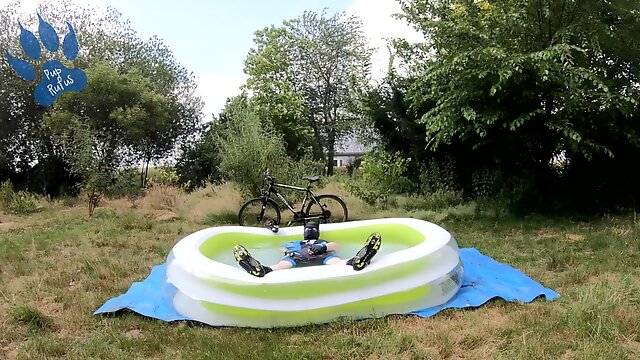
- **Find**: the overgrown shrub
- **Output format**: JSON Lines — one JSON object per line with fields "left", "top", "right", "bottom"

{"left": 346, "top": 150, "right": 413, "bottom": 205}
{"left": 419, "top": 157, "right": 457, "bottom": 194}
{"left": 175, "top": 125, "right": 222, "bottom": 191}
{"left": 147, "top": 167, "right": 180, "bottom": 187}
{"left": 0, "top": 181, "right": 13, "bottom": 209}
{"left": 10, "top": 191, "right": 42, "bottom": 214}
{"left": 216, "top": 109, "right": 323, "bottom": 197}
{"left": 471, "top": 168, "right": 501, "bottom": 198}
{"left": 107, "top": 169, "right": 143, "bottom": 206}
{"left": 0, "top": 181, "right": 42, "bottom": 214}
{"left": 390, "top": 190, "right": 464, "bottom": 211}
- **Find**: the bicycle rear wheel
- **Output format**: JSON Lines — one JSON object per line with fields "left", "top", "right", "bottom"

{"left": 305, "top": 194, "right": 348, "bottom": 224}
{"left": 238, "top": 198, "right": 281, "bottom": 226}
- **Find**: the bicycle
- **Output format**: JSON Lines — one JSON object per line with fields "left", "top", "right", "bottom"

{"left": 238, "top": 169, "right": 348, "bottom": 227}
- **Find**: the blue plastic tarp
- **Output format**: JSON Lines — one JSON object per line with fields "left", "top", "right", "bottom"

{"left": 94, "top": 248, "right": 559, "bottom": 323}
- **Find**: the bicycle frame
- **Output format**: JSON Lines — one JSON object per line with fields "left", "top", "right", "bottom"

{"left": 262, "top": 179, "right": 324, "bottom": 217}
{"left": 240, "top": 172, "right": 346, "bottom": 227}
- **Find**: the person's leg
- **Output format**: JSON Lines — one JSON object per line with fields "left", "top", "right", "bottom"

{"left": 324, "top": 233, "right": 383, "bottom": 270}
{"left": 234, "top": 245, "right": 297, "bottom": 277}
{"left": 325, "top": 256, "right": 347, "bottom": 265}
{"left": 271, "top": 259, "right": 294, "bottom": 270}
{"left": 348, "top": 232, "right": 382, "bottom": 271}
{"left": 233, "top": 245, "right": 269, "bottom": 277}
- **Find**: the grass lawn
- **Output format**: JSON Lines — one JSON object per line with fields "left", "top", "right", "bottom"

{"left": 1, "top": 183, "right": 639, "bottom": 359}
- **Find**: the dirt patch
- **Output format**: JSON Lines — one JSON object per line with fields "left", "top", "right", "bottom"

{"left": 559, "top": 349, "right": 579, "bottom": 360}
{"left": 151, "top": 210, "right": 179, "bottom": 222}
{"left": 0, "top": 222, "right": 15, "bottom": 232}
{"left": 38, "top": 297, "right": 63, "bottom": 318}
{"left": 2, "top": 342, "right": 19, "bottom": 360}
{"left": 534, "top": 229, "right": 559, "bottom": 240}
{"left": 624, "top": 340, "right": 640, "bottom": 357}
{"left": 6, "top": 275, "right": 38, "bottom": 295}
{"left": 565, "top": 234, "right": 585, "bottom": 243}
{"left": 124, "top": 329, "right": 143, "bottom": 340}
{"left": 587, "top": 272, "right": 622, "bottom": 285}
{"left": 0, "top": 222, "right": 23, "bottom": 233}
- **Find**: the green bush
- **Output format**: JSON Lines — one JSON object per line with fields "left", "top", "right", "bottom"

{"left": 0, "top": 181, "right": 42, "bottom": 214}
{"left": 107, "top": 169, "right": 143, "bottom": 206}
{"left": 11, "top": 304, "right": 53, "bottom": 331}
{"left": 419, "top": 157, "right": 457, "bottom": 194}
{"left": 471, "top": 168, "right": 501, "bottom": 198}
{"left": 10, "top": 191, "right": 42, "bottom": 214}
{"left": 391, "top": 190, "right": 464, "bottom": 211}
{"left": 147, "top": 167, "right": 180, "bottom": 187}
{"left": 346, "top": 150, "right": 413, "bottom": 205}
{"left": 216, "top": 109, "right": 323, "bottom": 197}
{"left": 0, "top": 181, "right": 13, "bottom": 209}
{"left": 175, "top": 125, "right": 223, "bottom": 191}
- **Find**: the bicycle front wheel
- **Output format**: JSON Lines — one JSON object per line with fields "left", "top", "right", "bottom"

{"left": 238, "top": 198, "right": 281, "bottom": 226}
{"left": 305, "top": 194, "right": 348, "bottom": 224}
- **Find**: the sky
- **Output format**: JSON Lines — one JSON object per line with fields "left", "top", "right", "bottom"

{"left": 1, "top": 0, "right": 422, "bottom": 119}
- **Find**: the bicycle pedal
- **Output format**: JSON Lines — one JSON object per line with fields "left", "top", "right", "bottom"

{"left": 264, "top": 220, "right": 279, "bottom": 233}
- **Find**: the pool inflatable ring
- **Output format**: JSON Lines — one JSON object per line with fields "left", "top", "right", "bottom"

{"left": 165, "top": 218, "right": 464, "bottom": 328}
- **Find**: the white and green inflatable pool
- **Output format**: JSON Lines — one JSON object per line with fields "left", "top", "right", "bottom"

{"left": 165, "top": 218, "right": 464, "bottom": 328}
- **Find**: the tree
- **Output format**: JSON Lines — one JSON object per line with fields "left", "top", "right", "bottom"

{"left": 43, "top": 62, "right": 175, "bottom": 213}
{"left": 1, "top": 1, "right": 202, "bottom": 194}
{"left": 390, "top": 0, "right": 640, "bottom": 211}
{"left": 174, "top": 122, "right": 222, "bottom": 191}
{"left": 244, "top": 10, "right": 372, "bottom": 175}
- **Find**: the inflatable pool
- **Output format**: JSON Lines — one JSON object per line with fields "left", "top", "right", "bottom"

{"left": 165, "top": 218, "right": 464, "bottom": 328}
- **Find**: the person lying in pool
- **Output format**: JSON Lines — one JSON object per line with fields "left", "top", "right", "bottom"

{"left": 233, "top": 221, "right": 382, "bottom": 277}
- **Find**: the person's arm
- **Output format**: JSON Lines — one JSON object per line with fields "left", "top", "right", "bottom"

{"left": 308, "top": 241, "right": 339, "bottom": 255}
{"left": 325, "top": 242, "right": 339, "bottom": 252}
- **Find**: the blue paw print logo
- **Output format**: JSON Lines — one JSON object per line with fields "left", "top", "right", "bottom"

{"left": 5, "top": 14, "right": 88, "bottom": 107}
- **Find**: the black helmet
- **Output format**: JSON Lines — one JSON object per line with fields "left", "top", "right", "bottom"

{"left": 303, "top": 221, "right": 320, "bottom": 240}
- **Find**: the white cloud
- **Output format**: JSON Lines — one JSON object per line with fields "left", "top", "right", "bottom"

{"left": 346, "top": 0, "right": 423, "bottom": 80}
{"left": 196, "top": 72, "right": 248, "bottom": 121}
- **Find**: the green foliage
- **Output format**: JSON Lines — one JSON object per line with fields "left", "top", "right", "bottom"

{"left": 215, "top": 108, "right": 323, "bottom": 197}
{"left": 347, "top": 150, "right": 413, "bottom": 205}
{"left": 44, "top": 104, "right": 114, "bottom": 216}
{"left": 419, "top": 157, "right": 457, "bottom": 194}
{"left": 244, "top": 10, "right": 372, "bottom": 174}
{"left": 0, "top": 180, "right": 13, "bottom": 209}
{"left": 0, "top": 181, "right": 42, "bottom": 214}
{"left": 175, "top": 125, "right": 222, "bottom": 191}
{"left": 359, "top": 0, "right": 640, "bottom": 213}
{"left": 471, "top": 168, "right": 501, "bottom": 199}
{"left": 147, "top": 167, "right": 180, "bottom": 187}
{"left": 11, "top": 304, "right": 52, "bottom": 331}
{"left": 107, "top": 169, "right": 143, "bottom": 206}
{"left": 8, "top": 191, "right": 42, "bottom": 214}
{"left": 0, "top": 3, "right": 201, "bottom": 196}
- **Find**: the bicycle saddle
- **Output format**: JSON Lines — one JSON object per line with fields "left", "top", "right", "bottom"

{"left": 303, "top": 175, "right": 320, "bottom": 182}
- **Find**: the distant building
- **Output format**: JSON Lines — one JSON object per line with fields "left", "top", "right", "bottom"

{"left": 332, "top": 137, "right": 370, "bottom": 167}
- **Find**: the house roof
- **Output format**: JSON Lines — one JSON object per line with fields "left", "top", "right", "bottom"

{"left": 335, "top": 137, "right": 369, "bottom": 155}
